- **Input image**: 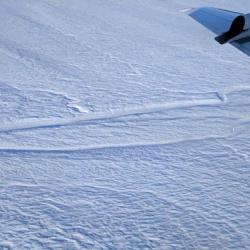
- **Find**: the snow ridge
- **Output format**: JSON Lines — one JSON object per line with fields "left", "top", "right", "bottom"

{"left": 0, "top": 97, "right": 223, "bottom": 133}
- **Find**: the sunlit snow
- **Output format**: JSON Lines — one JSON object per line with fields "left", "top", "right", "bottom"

{"left": 0, "top": 0, "right": 249, "bottom": 249}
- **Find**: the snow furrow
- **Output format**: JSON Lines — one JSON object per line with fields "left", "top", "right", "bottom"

{"left": 0, "top": 135, "right": 228, "bottom": 155}
{"left": 0, "top": 98, "right": 223, "bottom": 133}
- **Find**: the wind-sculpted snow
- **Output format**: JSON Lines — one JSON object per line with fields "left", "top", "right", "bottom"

{"left": 0, "top": 0, "right": 250, "bottom": 249}
{"left": 0, "top": 94, "right": 223, "bottom": 133}
{"left": 0, "top": 139, "right": 249, "bottom": 249}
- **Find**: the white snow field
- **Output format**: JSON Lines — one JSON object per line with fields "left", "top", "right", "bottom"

{"left": 0, "top": 0, "right": 250, "bottom": 249}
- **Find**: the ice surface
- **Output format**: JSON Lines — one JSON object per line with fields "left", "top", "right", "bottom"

{"left": 0, "top": 0, "right": 249, "bottom": 249}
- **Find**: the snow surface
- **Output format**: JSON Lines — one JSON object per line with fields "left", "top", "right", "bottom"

{"left": 0, "top": 0, "right": 250, "bottom": 249}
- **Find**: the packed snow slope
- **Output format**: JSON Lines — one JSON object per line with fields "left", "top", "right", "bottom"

{"left": 0, "top": 0, "right": 250, "bottom": 249}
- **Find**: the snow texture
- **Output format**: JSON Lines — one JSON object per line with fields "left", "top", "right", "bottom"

{"left": 0, "top": 0, "right": 250, "bottom": 249}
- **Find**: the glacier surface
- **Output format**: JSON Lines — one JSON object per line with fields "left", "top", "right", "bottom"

{"left": 0, "top": 0, "right": 249, "bottom": 249}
